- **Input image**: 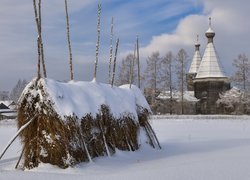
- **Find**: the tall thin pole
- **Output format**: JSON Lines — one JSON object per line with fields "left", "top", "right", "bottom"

{"left": 93, "top": 2, "right": 101, "bottom": 81}
{"left": 33, "top": 0, "right": 41, "bottom": 80}
{"left": 181, "top": 53, "right": 184, "bottom": 114}
{"left": 108, "top": 17, "right": 114, "bottom": 84}
{"left": 136, "top": 36, "right": 141, "bottom": 89}
{"left": 111, "top": 38, "right": 119, "bottom": 87}
{"left": 64, "top": 0, "right": 74, "bottom": 80}
{"left": 169, "top": 53, "right": 173, "bottom": 115}
{"left": 129, "top": 43, "right": 136, "bottom": 88}
{"left": 38, "top": 0, "right": 46, "bottom": 78}
{"left": 36, "top": 37, "right": 41, "bottom": 80}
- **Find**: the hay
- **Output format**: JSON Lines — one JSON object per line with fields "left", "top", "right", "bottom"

{"left": 17, "top": 78, "right": 160, "bottom": 169}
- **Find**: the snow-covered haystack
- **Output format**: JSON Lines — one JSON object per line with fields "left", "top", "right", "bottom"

{"left": 17, "top": 78, "right": 160, "bottom": 169}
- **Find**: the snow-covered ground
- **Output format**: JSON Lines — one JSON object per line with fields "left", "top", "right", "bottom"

{"left": 1, "top": 116, "right": 250, "bottom": 180}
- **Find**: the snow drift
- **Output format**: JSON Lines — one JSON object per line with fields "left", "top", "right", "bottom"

{"left": 17, "top": 78, "right": 160, "bottom": 169}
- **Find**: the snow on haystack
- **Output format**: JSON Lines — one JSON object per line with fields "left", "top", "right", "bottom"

{"left": 17, "top": 78, "right": 160, "bottom": 169}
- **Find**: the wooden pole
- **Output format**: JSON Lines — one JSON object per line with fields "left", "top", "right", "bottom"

{"left": 33, "top": 0, "right": 41, "bottom": 80}
{"left": 111, "top": 38, "right": 119, "bottom": 87}
{"left": 38, "top": 0, "right": 47, "bottom": 78}
{"left": 129, "top": 43, "right": 136, "bottom": 89}
{"left": 108, "top": 17, "right": 114, "bottom": 84}
{"left": 15, "top": 148, "right": 25, "bottom": 169}
{"left": 0, "top": 115, "right": 37, "bottom": 160}
{"left": 136, "top": 36, "right": 141, "bottom": 89}
{"left": 93, "top": 2, "right": 101, "bottom": 81}
{"left": 64, "top": 0, "right": 74, "bottom": 80}
{"left": 37, "top": 37, "right": 41, "bottom": 80}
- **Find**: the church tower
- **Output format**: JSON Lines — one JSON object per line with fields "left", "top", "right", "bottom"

{"left": 193, "top": 18, "right": 230, "bottom": 114}
{"left": 186, "top": 35, "right": 202, "bottom": 91}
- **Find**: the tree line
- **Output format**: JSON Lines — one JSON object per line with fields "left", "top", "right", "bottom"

{"left": 116, "top": 50, "right": 250, "bottom": 114}
{"left": 116, "top": 49, "right": 189, "bottom": 113}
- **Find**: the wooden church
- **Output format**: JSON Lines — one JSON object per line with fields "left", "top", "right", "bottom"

{"left": 186, "top": 18, "right": 231, "bottom": 114}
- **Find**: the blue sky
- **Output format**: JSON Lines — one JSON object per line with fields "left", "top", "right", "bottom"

{"left": 0, "top": 0, "right": 250, "bottom": 90}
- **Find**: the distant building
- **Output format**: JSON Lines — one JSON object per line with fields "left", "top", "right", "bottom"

{"left": 187, "top": 18, "right": 231, "bottom": 114}
{"left": 186, "top": 35, "right": 202, "bottom": 91}
{"left": 156, "top": 91, "right": 198, "bottom": 114}
{"left": 0, "top": 101, "right": 17, "bottom": 120}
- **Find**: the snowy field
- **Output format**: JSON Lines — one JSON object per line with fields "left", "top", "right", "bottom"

{"left": 1, "top": 115, "right": 250, "bottom": 180}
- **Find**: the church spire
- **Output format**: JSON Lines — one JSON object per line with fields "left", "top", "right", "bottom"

{"left": 195, "top": 35, "right": 200, "bottom": 51}
{"left": 188, "top": 35, "right": 202, "bottom": 74}
{"left": 195, "top": 17, "right": 227, "bottom": 79}
{"left": 205, "top": 17, "right": 215, "bottom": 43}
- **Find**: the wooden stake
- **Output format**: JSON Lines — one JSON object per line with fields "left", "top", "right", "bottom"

{"left": 0, "top": 115, "right": 37, "bottom": 160}
{"left": 64, "top": 0, "right": 74, "bottom": 80}
{"left": 136, "top": 36, "right": 141, "bottom": 89}
{"left": 38, "top": 0, "right": 47, "bottom": 78}
{"left": 33, "top": 0, "right": 46, "bottom": 79}
{"left": 15, "top": 148, "right": 25, "bottom": 169}
{"left": 111, "top": 38, "right": 119, "bottom": 87}
{"left": 93, "top": 2, "right": 101, "bottom": 81}
{"left": 37, "top": 37, "right": 41, "bottom": 80}
{"left": 129, "top": 43, "right": 136, "bottom": 88}
{"left": 33, "top": 0, "right": 41, "bottom": 80}
{"left": 108, "top": 17, "right": 114, "bottom": 84}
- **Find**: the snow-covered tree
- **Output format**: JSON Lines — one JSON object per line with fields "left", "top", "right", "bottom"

{"left": 9, "top": 79, "right": 27, "bottom": 102}
{"left": 175, "top": 49, "right": 188, "bottom": 114}
{"left": 232, "top": 54, "right": 250, "bottom": 91}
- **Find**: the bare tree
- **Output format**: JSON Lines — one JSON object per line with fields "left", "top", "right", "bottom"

{"left": 0, "top": 91, "right": 9, "bottom": 101}
{"left": 116, "top": 53, "right": 137, "bottom": 86}
{"left": 143, "top": 52, "right": 162, "bottom": 112}
{"left": 93, "top": 2, "right": 101, "bottom": 81}
{"left": 9, "top": 79, "right": 28, "bottom": 103}
{"left": 161, "top": 51, "right": 174, "bottom": 114}
{"left": 176, "top": 49, "right": 188, "bottom": 114}
{"left": 64, "top": 0, "right": 74, "bottom": 80}
{"left": 232, "top": 54, "right": 250, "bottom": 91}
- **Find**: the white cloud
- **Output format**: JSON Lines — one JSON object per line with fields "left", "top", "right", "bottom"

{"left": 140, "top": 0, "right": 250, "bottom": 78}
